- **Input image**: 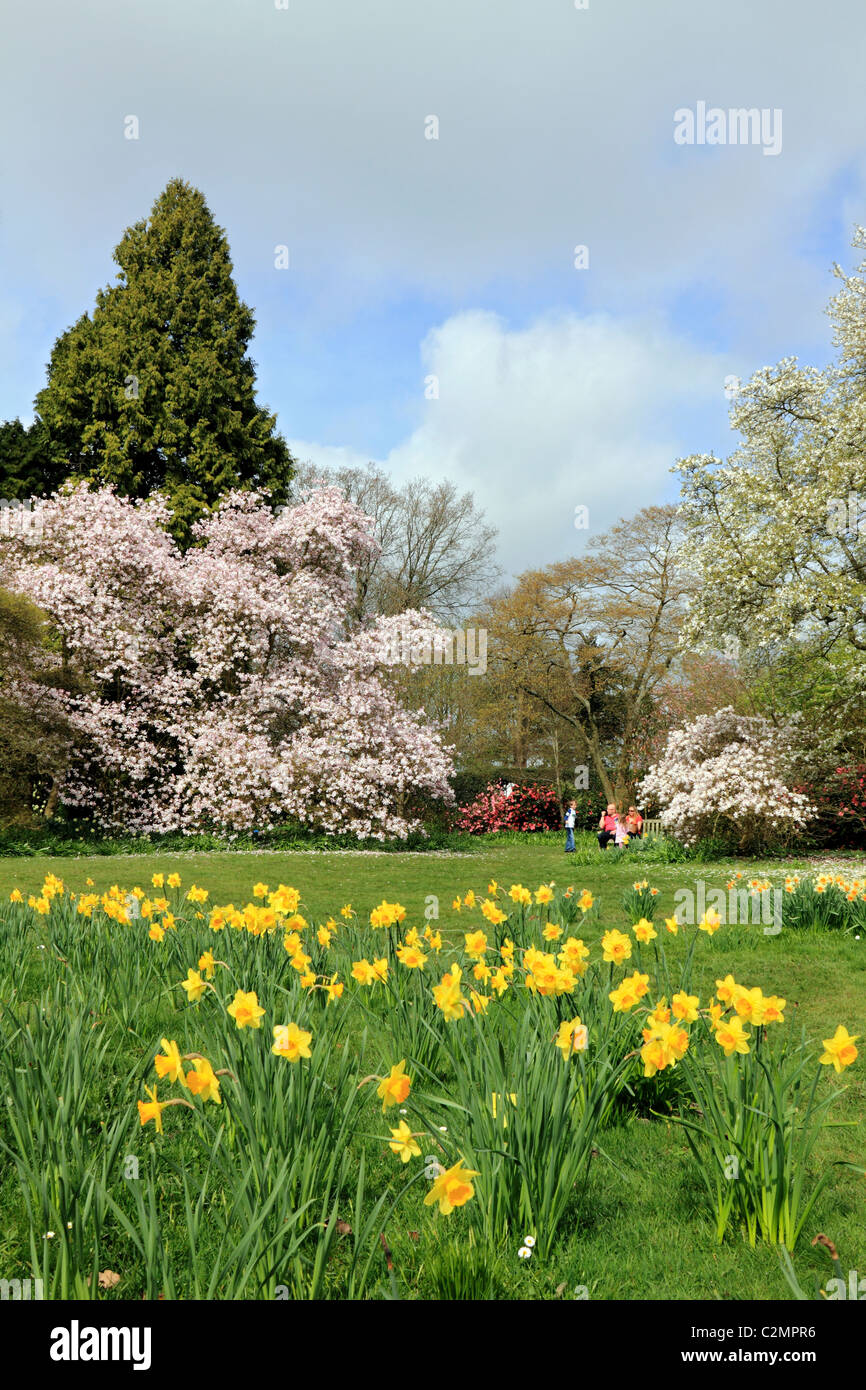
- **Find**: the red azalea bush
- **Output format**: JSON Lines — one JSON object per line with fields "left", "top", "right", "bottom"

{"left": 801, "top": 764, "right": 866, "bottom": 847}
{"left": 455, "top": 781, "right": 562, "bottom": 834}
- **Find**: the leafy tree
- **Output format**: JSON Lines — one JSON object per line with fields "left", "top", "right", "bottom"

{"left": 482, "top": 505, "right": 691, "bottom": 805}
{"left": 634, "top": 652, "right": 748, "bottom": 772}
{"left": 0, "top": 586, "right": 74, "bottom": 823}
{"left": 34, "top": 178, "right": 294, "bottom": 543}
{"left": 0, "top": 418, "right": 61, "bottom": 500}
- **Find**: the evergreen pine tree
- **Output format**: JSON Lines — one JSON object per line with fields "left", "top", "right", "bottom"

{"left": 35, "top": 178, "right": 294, "bottom": 542}
{"left": 0, "top": 418, "right": 59, "bottom": 499}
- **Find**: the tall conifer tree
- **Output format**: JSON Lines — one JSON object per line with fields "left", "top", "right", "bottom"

{"left": 35, "top": 179, "right": 293, "bottom": 542}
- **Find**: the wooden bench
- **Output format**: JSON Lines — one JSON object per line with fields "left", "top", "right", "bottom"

{"left": 641, "top": 818, "right": 664, "bottom": 837}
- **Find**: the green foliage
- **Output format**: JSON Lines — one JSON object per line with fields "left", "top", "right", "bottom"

{"left": 34, "top": 179, "right": 294, "bottom": 544}
{"left": 781, "top": 878, "right": 866, "bottom": 933}
{"left": 0, "top": 851, "right": 862, "bottom": 1300}
{"left": 421, "top": 1235, "right": 508, "bottom": 1300}
{"left": 621, "top": 881, "right": 659, "bottom": 923}
{"left": 0, "top": 418, "right": 62, "bottom": 500}
{"left": 0, "top": 587, "right": 73, "bottom": 825}
{"left": 413, "top": 1000, "right": 635, "bottom": 1259}
{"left": 672, "top": 1025, "right": 862, "bottom": 1250}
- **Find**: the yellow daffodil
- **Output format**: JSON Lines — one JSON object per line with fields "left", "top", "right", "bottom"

{"left": 154, "top": 1038, "right": 187, "bottom": 1087}
{"left": 715, "top": 974, "right": 739, "bottom": 1004}
{"left": 608, "top": 971, "right": 650, "bottom": 1012}
{"left": 351, "top": 959, "right": 376, "bottom": 985}
{"left": 180, "top": 968, "right": 206, "bottom": 1003}
{"left": 185, "top": 1057, "right": 221, "bottom": 1103}
{"left": 396, "top": 944, "right": 428, "bottom": 969}
{"left": 272, "top": 1022, "right": 313, "bottom": 1062}
{"left": 423, "top": 1159, "right": 479, "bottom": 1215}
{"left": 820, "top": 1025, "right": 858, "bottom": 1073}
{"left": 227, "top": 989, "right": 265, "bottom": 1030}
{"left": 137, "top": 1085, "right": 165, "bottom": 1133}
{"left": 555, "top": 1016, "right": 589, "bottom": 1059}
{"left": 324, "top": 973, "right": 344, "bottom": 1005}
{"left": 480, "top": 899, "right": 507, "bottom": 925}
{"left": 714, "top": 1015, "right": 751, "bottom": 1057}
{"left": 377, "top": 1060, "right": 412, "bottom": 1112}
{"left": 601, "top": 928, "right": 632, "bottom": 965}
{"left": 388, "top": 1120, "right": 422, "bottom": 1163}
{"left": 672, "top": 991, "right": 700, "bottom": 1023}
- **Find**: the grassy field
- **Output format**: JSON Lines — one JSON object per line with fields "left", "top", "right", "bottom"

{"left": 0, "top": 835, "right": 863, "bottom": 1300}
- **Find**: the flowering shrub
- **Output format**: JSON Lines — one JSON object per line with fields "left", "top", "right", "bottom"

{"left": 638, "top": 707, "right": 814, "bottom": 852}
{"left": 455, "top": 781, "right": 562, "bottom": 834}
{"left": 805, "top": 764, "right": 866, "bottom": 847}
{"left": 0, "top": 484, "right": 454, "bottom": 838}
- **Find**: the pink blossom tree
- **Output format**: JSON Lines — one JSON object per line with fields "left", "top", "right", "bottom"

{"left": 0, "top": 484, "right": 455, "bottom": 837}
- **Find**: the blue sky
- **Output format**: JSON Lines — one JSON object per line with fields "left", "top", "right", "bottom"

{"left": 2, "top": 0, "right": 865, "bottom": 572}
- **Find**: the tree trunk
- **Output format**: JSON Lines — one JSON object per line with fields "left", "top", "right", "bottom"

{"left": 44, "top": 776, "right": 63, "bottom": 821}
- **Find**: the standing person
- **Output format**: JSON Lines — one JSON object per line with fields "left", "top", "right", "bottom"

{"left": 564, "top": 799, "right": 577, "bottom": 853}
{"left": 614, "top": 811, "right": 630, "bottom": 848}
{"left": 597, "top": 803, "right": 617, "bottom": 850}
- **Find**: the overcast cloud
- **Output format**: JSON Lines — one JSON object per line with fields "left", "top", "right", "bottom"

{"left": 2, "top": 0, "right": 864, "bottom": 573}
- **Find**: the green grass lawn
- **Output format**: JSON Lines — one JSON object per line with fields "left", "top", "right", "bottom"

{"left": 1, "top": 836, "right": 863, "bottom": 1300}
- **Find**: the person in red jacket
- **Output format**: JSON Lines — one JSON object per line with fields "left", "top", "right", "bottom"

{"left": 597, "top": 803, "right": 618, "bottom": 850}
{"left": 625, "top": 806, "right": 644, "bottom": 838}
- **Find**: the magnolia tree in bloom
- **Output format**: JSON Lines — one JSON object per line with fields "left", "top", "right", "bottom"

{"left": 675, "top": 227, "right": 866, "bottom": 672}
{"left": 0, "top": 484, "right": 455, "bottom": 837}
{"left": 638, "top": 707, "right": 814, "bottom": 851}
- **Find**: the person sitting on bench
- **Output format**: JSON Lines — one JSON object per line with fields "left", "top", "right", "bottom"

{"left": 625, "top": 806, "right": 643, "bottom": 838}
{"left": 597, "top": 803, "right": 618, "bottom": 849}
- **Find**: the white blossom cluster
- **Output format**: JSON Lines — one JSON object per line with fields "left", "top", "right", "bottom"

{"left": 638, "top": 707, "right": 815, "bottom": 850}
{"left": 674, "top": 226, "right": 866, "bottom": 670}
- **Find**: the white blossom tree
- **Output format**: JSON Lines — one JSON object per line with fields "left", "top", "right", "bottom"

{"left": 638, "top": 707, "right": 814, "bottom": 850}
{"left": 675, "top": 226, "right": 866, "bottom": 675}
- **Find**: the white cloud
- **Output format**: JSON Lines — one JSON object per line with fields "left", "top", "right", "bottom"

{"left": 291, "top": 308, "right": 730, "bottom": 574}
